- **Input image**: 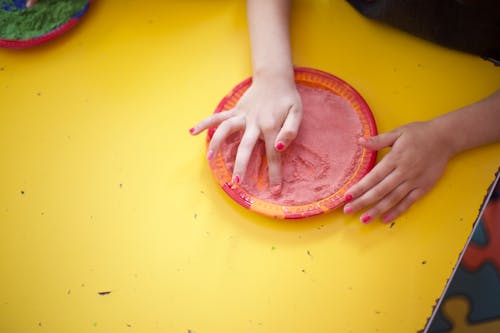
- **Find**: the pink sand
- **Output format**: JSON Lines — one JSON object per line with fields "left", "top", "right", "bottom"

{"left": 221, "top": 84, "right": 363, "bottom": 206}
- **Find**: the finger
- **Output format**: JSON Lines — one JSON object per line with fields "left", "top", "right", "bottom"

{"left": 232, "top": 127, "right": 260, "bottom": 183}
{"left": 359, "top": 129, "right": 401, "bottom": 151}
{"left": 344, "top": 155, "right": 396, "bottom": 203}
{"left": 274, "top": 104, "right": 302, "bottom": 151}
{"left": 26, "top": 0, "right": 37, "bottom": 8}
{"left": 344, "top": 168, "right": 403, "bottom": 215}
{"left": 206, "top": 116, "right": 244, "bottom": 160}
{"left": 358, "top": 182, "right": 412, "bottom": 223}
{"left": 380, "top": 189, "right": 424, "bottom": 222}
{"left": 264, "top": 133, "right": 282, "bottom": 194}
{"left": 190, "top": 109, "right": 235, "bottom": 135}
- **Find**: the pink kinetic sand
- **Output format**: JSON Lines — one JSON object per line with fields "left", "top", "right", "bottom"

{"left": 220, "top": 84, "right": 364, "bottom": 206}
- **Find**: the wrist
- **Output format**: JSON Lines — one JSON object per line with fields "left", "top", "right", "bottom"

{"left": 427, "top": 118, "right": 462, "bottom": 158}
{"left": 252, "top": 65, "right": 295, "bottom": 86}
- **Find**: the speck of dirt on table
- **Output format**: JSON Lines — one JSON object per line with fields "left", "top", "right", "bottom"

{"left": 119, "top": 183, "right": 123, "bottom": 188}
{"left": 81, "top": 283, "right": 85, "bottom": 287}
{"left": 126, "top": 323, "right": 132, "bottom": 328}
{"left": 301, "top": 269, "right": 306, "bottom": 273}
{"left": 187, "top": 330, "right": 195, "bottom": 333}
{"left": 422, "top": 260, "right": 427, "bottom": 265}
{"left": 41, "top": 212, "right": 45, "bottom": 215}
{"left": 20, "top": 190, "right": 25, "bottom": 195}
{"left": 271, "top": 246, "right": 276, "bottom": 251}
{"left": 38, "top": 322, "right": 42, "bottom": 327}
{"left": 98, "top": 291, "right": 111, "bottom": 296}
{"left": 67, "top": 289, "right": 71, "bottom": 295}
{"left": 307, "top": 250, "right": 312, "bottom": 257}
{"left": 0, "top": 67, "right": 4, "bottom": 71}
{"left": 194, "top": 213, "right": 197, "bottom": 220}
{"left": 36, "top": 92, "right": 42, "bottom": 96}
{"left": 390, "top": 222, "right": 395, "bottom": 228}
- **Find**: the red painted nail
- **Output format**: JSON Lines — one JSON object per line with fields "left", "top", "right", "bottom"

{"left": 276, "top": 141, "right": 285, "bottom": 151}
{"left": 206, "top": 150, "right": 214, "bottom": 160}
{"left": 361, "top": 215, "right": 372, "bottom": 224}
{"left": 345, "top": 194, "right": 353, "bottom": 202}
{"left": 189, "top": 127, "right": 195, "bottom": 135}
{"left": 344, "top": 205, "right": 353, "bottom": 214}
{"left": 233, "top": 175, "right": 240, "bottom": 184}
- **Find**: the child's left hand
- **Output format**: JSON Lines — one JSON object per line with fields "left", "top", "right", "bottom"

{"left": 343, "top": 121, "right": 454, "bottom": 223}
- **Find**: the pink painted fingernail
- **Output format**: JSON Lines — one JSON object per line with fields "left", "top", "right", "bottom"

{"left": 189, "top": 127, "right": 195, "bottom": 135}
{"left": 276, "top": 141, "right": 285, "bottom": 151}
{"left": 382, "top": 215, "right": 392, "bottom": 223}
{"left": 206, "top": 150, "right": 214, "bottom": 160}
{"left": 361, "top": 215, "right": 372, "bottom": 224}
{"left": 345, "top": 194, "right": 353, "bottom": 203}
{"left": 344, "top": 205, "right": 353, "bottom": 214}
{"left": 233, "top": 175, "right": 240, "bottom": 184}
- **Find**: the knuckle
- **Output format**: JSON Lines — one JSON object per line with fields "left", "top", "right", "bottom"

{"left": 280, "top": 128, "right": 298, "bottom": 141}
{"left": 238, "top": 140, "right": 255, "bottom": 153}
{"left": 379, "top": 196, "right": 398, "bottom": 213}
{"left": 266, "top": 152, "right": 280, "bottom": 165}
{"left": 408, "top": 189, "right": 424, "bottom": 202}
{"left": 370, "top": 186, "right": 386, "bottom": 200}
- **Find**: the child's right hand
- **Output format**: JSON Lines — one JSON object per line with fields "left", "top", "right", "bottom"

{"left": 190, "top": 75, "right": 302, "bottom": 194}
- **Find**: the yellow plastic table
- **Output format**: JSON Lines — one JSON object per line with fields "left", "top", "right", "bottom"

{"left": 1, "top": 1, "right": 499, "bottom": 332}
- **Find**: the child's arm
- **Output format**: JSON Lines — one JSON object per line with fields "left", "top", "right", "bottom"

{"left": 344, "top": 90, "right": 500, "bottom": 223}
{"left": 191, "top": 0, "right": 300, "bottom": 193}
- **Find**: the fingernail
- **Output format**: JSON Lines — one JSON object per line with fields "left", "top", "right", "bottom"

{"left": 358, "top": 137, "right": 369, "bottom": 145}
{"left": 345, "top": 194, "right": 353, "bottom": 203}
{"left": 189, "top": 127, "right": 195, "bottom": 135}
{"left": 344, "top": 205, "right": 353, "bottom": 214}
{"left": 232, "top": 175, "right": 240, "bottom": 184}
{"left": 382, "top": 215, "right": 391, "bottom": 223}
{"left": 206, "top": 150, "right": 214, "bottom": 160}
{"left": 361, "top": 215, "right": 372, "bottom": 224}
{"left": 270, "top": 184, "right": 282, "bottom": 195}
{"left": 275, "top": 141, "right": 285, "bottom": 151}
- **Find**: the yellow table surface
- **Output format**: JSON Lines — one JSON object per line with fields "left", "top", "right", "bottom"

{"left": 1, "top": 1, "right": 499, "bottom": 332}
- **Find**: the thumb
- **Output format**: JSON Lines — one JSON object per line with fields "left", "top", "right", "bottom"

{"left": 359, "top": 129, "right": 400, "bottom": 151}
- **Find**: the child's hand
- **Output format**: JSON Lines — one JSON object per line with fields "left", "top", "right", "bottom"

{"left": 26, "top": 0, "right": 37, "bottom": 8}
{"left": 343, "top": 121, "right": 454, "bottom": 223}
{"left": 190, "top": 76, "right": 302, "bottom": 193}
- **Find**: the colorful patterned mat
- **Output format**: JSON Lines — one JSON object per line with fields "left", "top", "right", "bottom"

{"left": 425, "top": 172, "right": 500, "bottom": 332}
